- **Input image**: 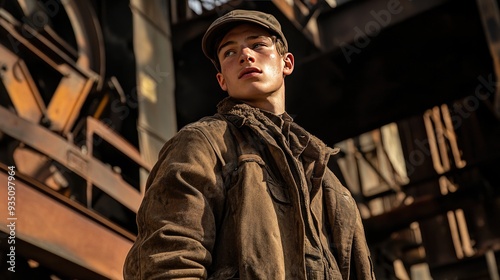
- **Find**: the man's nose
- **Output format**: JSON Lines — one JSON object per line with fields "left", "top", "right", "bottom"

{"left": 239, "top": 48, "right": 255, "bottom": 64}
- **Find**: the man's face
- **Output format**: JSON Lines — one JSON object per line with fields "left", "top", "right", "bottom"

{"left": 215, "top": 24, "right": 294, "bottom": 103}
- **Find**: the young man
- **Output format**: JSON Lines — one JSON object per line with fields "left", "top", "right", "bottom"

{"left": 124, "top": 9, "right": 375, "bottom": 279}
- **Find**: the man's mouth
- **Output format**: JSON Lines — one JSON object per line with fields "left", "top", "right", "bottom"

{"left": 238, "top": 67, "right": 261, "bottom": 79}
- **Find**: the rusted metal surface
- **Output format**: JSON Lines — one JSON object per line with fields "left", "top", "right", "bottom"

{"left": 363, "top": 187, "right": 480, "bottom": 244}
{"left": 0, "top": 2, "right": 144, "bottom": 276}
{"left": 0, "top": 168, "right": 133, "bottom": 279}
{"left": 0, "top": 44, "right": 45, "bottom": 124}
{"left": 0, "top": 0, "right": 105, "bottom": 134}
{"left": 46, "top": 73, "right": 94, "bottom": 133}
{"left": 86, "top": 116, "right": 153, "bottom": 196}
{"left": 0, "top": 106, "right": 145, "bottom": 213}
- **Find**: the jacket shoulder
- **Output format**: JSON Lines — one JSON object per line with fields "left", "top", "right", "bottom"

{"left": 181, "top": 114, "right": 235, "bottom": 167}
{"left": 182, "top": 115, "right": 229, "bottom": 132}
{"left": 181, "top": 115, "right": 231, "bottom": 146}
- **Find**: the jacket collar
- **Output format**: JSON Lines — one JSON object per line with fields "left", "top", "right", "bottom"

{"left": 217, "top": 97, "right": 338, "bottom": 160}
{"left": 217, "top": 97, "right": 279, "bottom": 129}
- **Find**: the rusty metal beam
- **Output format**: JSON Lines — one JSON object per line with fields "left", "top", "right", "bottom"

{"left": 46, "top": 71, "right": 94, "bottom": 133}
{"left": 0, "top": 105, "right": 143, "bottom": 213}
{"left": 0, "top": 169, "right": 133, "bottom": 279}
{"left": 86, "top": 116, "right": 152, "bottom": 196}
{"left": 363, "top": 189, "right": 479, "bottom": 244}
{"left": 0, "top": 44, "right": 46, "bottom": 123}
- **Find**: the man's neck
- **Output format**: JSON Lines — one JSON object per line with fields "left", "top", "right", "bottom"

{"left": 242, "top": 93, "right": 285, "bottom": 115}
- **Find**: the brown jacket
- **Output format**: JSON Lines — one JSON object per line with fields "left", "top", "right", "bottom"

{"left": 124, "top": 98, "right": 375, "bottom": 279}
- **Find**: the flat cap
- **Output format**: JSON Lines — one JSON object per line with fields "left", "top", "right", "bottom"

{"left": 202, "top": 9, "right": 288, "bottom": 65}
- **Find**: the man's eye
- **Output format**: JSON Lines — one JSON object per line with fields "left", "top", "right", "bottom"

{"left": 223, "top": 50, "right": 236, "bottom": 57}
{"left": 252, "top": 42, "right": 266, "bottom": 49}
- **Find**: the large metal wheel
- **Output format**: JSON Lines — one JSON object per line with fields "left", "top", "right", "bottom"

{"left": 0, "top": 0, "right": 107, "bottom": 135}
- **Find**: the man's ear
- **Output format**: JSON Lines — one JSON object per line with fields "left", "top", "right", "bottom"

{"left": 216, "top": 72, "right": 227, "bottom": 91}
{"left": 283, "top": 52, "right": 294, "bottom": 76}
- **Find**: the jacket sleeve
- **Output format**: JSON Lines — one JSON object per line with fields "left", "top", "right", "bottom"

{"left": 123, "top": 127, "right": 225, "bottom": 279}
{"left": 322, "top": 168, "right": 376, "bottom": 279}
{"left": 351, "top": 199, "right": 376, "bottom": 280}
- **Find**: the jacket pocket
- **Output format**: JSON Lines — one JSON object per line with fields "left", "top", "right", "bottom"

{"left": 265, "top": 165, "right": 291, "bottom": 205}
{"left": 234, "top": 154, "right": 291, "bottom": 205}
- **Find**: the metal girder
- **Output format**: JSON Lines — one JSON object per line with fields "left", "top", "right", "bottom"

{"left": 46, "top": 70, "right": 95, "bottom": 133}
{"left": 0, "top": 105, "right": 144, "bottom": 213}
{"left": 0, "top": 169, "right": 133, "bottom": 279}
{"left": 363, "top": 188, "right": 479, "bottom": 244}
{"left": 0, "top": 44, "right": 45, "bottom": 124}
{"left": 86, "top": 116, "right": 153, "bottom": 198}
